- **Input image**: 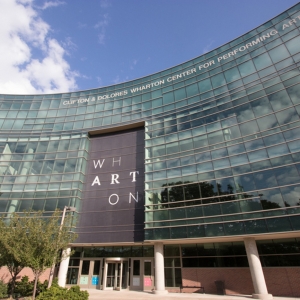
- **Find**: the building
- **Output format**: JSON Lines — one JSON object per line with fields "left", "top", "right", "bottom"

{"left": 0, "top": 3, "right": 300, "bottom": 298}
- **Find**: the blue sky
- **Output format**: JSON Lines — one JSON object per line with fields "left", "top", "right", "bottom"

{"left": 0, "top": 0, "right": 299, "bottom": 94}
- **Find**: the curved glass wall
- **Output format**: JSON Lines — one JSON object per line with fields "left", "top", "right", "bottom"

{"left": 0, "top": 3, "right": 300, "bottom": 240}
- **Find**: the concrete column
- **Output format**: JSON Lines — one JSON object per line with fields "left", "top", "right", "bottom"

{"left": 244, "top": 238, "right": 273, "bottom": 300}
{"left": 153, "top": 242, "right": 168, "bottom": 295}
{"left": 58, "top": 248, "right": 71, "bottom": 287}
{"left": 102, "top": 261, "right": 108, "bottom": 290}
{"left": 119, "top": 262, "right": 123, "bottom": 290}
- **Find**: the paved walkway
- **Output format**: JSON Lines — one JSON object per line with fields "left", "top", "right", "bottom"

{"left": 84, "top": 290, "right": 299, "bottom": 300}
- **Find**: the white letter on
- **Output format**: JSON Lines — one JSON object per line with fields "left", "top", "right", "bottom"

{"left": 109, "top": 194, "right": 119, "bottom": 205}
{"left": 111, "top": 174, "right": 120, "bottom": 184}
{"left": 112, "top": 157, "right": 121, "bottom": 166}
{"left": 130, "top": 171, "right": 139, "bottom": 182}
{"left": 91, "top": 176, "right": 101, "bottom": 186}
{"left": 129, "top": 192, "right": 138, "bottom": 203}
{"left": 93, "top": 159, "right": 105, "bottom": 169}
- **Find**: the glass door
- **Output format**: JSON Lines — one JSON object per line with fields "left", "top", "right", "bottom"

{"left": 79, "top": 260, "right": 90, "bottom": 286}
{"left": 78, "top": 260, "right": 102, "bottom": 289}
{"left": 91, "top": 260, "right": 101, "bottom": 289}
{"left": 106, "top": 263, "right": 118, "bottom": 289}
{"left": 143, "top": 259, "right": 154, "bottom": 291}
{"left": 103, "top": 258, "right": 129, "bottom": 290}
{"left": 130, "top": 259, "right": 142, "bottom": 290}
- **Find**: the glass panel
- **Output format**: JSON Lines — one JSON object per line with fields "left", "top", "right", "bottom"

{"left": 253, "top": 170, "right": 277, "bottom": 189}
{"left": 240, "top": 199, "right": 262, "bottom": 212}
{"left": 133, "top": 260, "right": 140, "bottom": 276}
{"left": 211, "top": 73, "right": 226, "bottom": 88}
{"left": 259, "top": 188, "right": 285, "bottom": 209}
{"left": 67, "top": 268, "right": 79, "bottom": 285}
{"left": 269, "top": 44, "right": 290, "bottom": 63}
{"left": 224, "top": 67, "right": 240, "bottom": 82}
{"left": 239, "top": 120, "right": 259, "bottom": 136}
{"left": 268, "top": 90, "right": 292, "bottom": 110}
{"left": 181, "top": 244, "right": 198, "bottom": 256}
{"left": 281, "top": 184, "right": 300, "bottom": 206}
{"left": 244, "top": 219, "right": 267, "bottom": 234}
{"left": 248, "top": 149, "right": 268, "bottom": 162}
{"left": 267, "top": 144, "right": 289, "bottom": 158}
{"left": 106, "top": 263, "right": 116, "bottom": 288}
{"left": 266, "top": 217, "right": 292, "bottom": 232}
{"left": 164, "top": 268, "right": 181, "bottom": 287}
{"left": 238, "top": 60, "right": 256, "bottom": 77}
{"left": 285, "top": 35, "right": 300, "bottom": 55}
{"left": 81, "top": 261, "right": 90, "bottom": 275}
{"left": 93, "top": 261, "right": 100, "bottom": 275}
{"left": 164, "top": 245, "right": 180, "bottom": 256}
{"left": 257, "top": 114, "right": 278, "bottom": 131}
{"left": 253, "top": 52, "right": 272, "bottom": 70}
{"left": 276, "top": 107, "right": 299, "bottom": 125}
{"left": 144, "top": 261, "right": 151, "bottom": 276}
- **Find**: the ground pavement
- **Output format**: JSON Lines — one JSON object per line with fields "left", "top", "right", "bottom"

{"left": 84, "top": 290, "right": 299, "bottom": 300}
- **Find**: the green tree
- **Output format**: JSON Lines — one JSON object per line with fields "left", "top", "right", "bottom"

{"left": 0, "top": 250, "right": 24, "bottom": 298}
{"left": 0, "top": 210, "right": 77, "bottom": 300}
{"left": 0, "top": 217, "right": 27, "bottom": 298}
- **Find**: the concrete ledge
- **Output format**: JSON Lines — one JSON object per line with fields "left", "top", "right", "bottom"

{"left": 152, "top": 290, "right": 169, "bottom": 295}
{"left": 253, "top": 294, "right": 273, "bottom": 300}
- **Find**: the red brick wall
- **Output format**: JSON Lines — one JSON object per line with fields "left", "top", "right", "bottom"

{"left": 264, "top": 268, "right": 300, "bottom": 297}
{"left": 0, "top": 267, "right": 50, "bottom": 284}
{"left": 182, "top": 267, "right": 300, "bottom": 297}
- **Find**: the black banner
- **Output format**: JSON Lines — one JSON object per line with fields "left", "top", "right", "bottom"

{"left": 77, "top": 127, "right": 145, "bottom": 243}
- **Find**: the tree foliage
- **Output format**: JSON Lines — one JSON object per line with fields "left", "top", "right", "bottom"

{"left": 0, "top": 236, "right": 26, "bottom": 298}
{"left": 0, "top": 280, "right": 8, "bottom": 299}
{"left": 8, "top": 275, "right": 48, "bottom": 298}
{"left": 0, "top": 210, "right": 77, "bottom": 300}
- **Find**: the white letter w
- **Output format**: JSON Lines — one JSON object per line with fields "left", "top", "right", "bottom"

{"left": 93, "top": 159, "right": 105, "bottom": 169}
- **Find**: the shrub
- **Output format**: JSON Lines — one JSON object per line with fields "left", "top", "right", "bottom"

{"left": 0, "top": 280, "right": 8, "bottom": 298}
{"left": 12, "top": 276, "right": 32, "bottom": 297}
{"left": 37, "top": 284, "right": 88, "bottom": 300}
{"left": 8, "top": 276, "right": 48, "bottom": 298}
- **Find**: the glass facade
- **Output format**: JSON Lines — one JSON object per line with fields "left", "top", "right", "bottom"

{"left": 0, "top": 3, "right": 300, "bottom": 245}
{"left": 1, "top": 4, "right": 300, "bottom": 294}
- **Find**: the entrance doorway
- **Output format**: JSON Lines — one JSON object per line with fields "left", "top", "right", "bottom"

{"left": 143, "top": 260, "right": 154, "bottom": 291}
{"left": 78, "top": 260, "right": 102, "bottom": 289}
{"left": 103, "top": 258, "right": 129, "bottom": 290}
{"left": 75, "top": 257, "right": 154, "bottom": 291}
{"left": 130, "top": 258, "right": 154, "bottom": 291}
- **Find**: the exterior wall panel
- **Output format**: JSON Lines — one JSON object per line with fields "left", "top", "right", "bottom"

{"left": 77, "top": 128, "right": 145, "bottom": 243}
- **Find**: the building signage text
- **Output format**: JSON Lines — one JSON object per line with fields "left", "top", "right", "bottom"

{"left": 63, "top": 16, "right": 300, "bottom": 106}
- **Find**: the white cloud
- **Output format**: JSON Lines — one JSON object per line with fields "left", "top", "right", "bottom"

{"left": 94, "top": 14, "right": 109, "bottom": 44}
{"left": 78, "top": 22, "right": 87, "bottom": 29}
{"left": 202, "top": 39, "right": 215, "bottom": 54}
{"left": 62, "top": 36, "right": 77, "bottom": 53}
{"left": 100, "top": 0, "right": 110, "bottom": 8}
{"left": 39, "top": 0, "right": 65, "bottom": 10}
{"left": 97, "top": 76, "right": 102, "bottom": 86}
{"left": 112, "top": 75, "right": 129, "bottom": 85}
{"left": 112, "top": 75, "right": 121, "bottom": 84}
{"left": 130, "top": 59, "right": 138, "bottom": 70}
{"left": 0, "top": 0, "right": 78, "bottom": 94}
